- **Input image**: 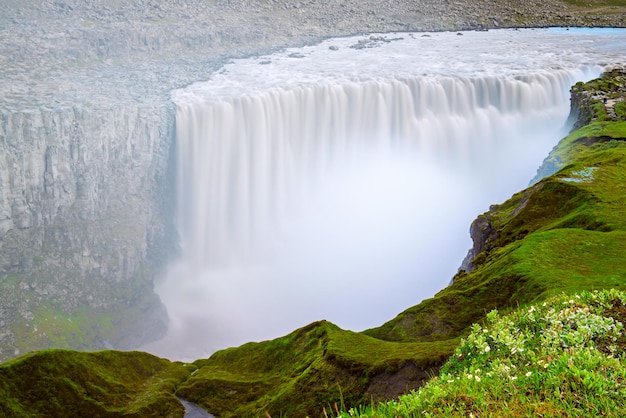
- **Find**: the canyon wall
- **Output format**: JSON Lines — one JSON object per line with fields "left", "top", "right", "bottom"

{"left": 0, "top": 102, "right": 174, "bottom": 359}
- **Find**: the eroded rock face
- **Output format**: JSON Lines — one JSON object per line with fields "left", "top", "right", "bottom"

{"left": 0, "top": 103, "right": 173, "bottom": 359}
{"left": 459, "top": 212, "right": 499, "bottom": 273}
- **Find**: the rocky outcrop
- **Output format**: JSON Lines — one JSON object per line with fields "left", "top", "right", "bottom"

{"left": 458, "top": 211, "right": 499, "bottom": 273}
{"left": 532, "top": 69, "right": 626, "bottom": 184}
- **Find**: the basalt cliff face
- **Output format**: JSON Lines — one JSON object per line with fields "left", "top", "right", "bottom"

{"left": 1, "top": 0, "right": 625, "bottom": 360}
{"left": 0, "top": 103, "right": 172, "bottom": 358}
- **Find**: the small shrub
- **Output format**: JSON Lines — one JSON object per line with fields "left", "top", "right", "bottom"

{"left": 339, "top": 290, "right": 626, "bottom": 417}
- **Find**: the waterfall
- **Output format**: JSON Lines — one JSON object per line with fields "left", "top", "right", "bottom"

{"left": 173, "top": 71, "right": 582, "bottom": 269}
{"left": 142, "top": 28, "right": 625, "bottom": 361}
{"left": 157, "top": 70, "right": 583, "bottom": 359}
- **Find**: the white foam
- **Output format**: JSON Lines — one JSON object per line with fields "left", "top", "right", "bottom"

{"left": 145, "top": 28, "right": 626, "bottom": 361}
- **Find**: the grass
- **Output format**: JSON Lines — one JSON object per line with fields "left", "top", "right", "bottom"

{"left": 176, "top": 321, "right": 458, "bottom": 417}
{"left": 338, "top": 290, "right": 626, "bottom": 417}
{"left": 0, "top": 350, "right": 190, "bottom": 417}
{"left": 12, "top": 304, "right": 118, "bottom": 355}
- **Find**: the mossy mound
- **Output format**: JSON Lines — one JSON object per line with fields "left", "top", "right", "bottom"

{"left": 176, "top": 320, "right": 456, "bottom": 417}
{"left": 0, "top": 350, "right": 189, "bottom": 417}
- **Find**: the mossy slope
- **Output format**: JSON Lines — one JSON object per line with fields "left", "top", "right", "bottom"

{"left": 0, "top": 350, "right": 189, "bottom": 417}
{"left": 176, "top": 321, "right": 456, "bottom": 417}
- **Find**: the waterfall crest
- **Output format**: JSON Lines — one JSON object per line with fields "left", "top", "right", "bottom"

{"left": 174, "top": 70, "right": 585, "bottom": 269}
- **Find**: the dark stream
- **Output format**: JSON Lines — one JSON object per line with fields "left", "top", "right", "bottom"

{"left": 178, "top": 397, "right": 214, "bottom": 418}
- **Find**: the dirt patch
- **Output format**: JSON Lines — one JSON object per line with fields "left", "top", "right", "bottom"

{"left": 366, "top": 361, "right": 443, "bottom": 401}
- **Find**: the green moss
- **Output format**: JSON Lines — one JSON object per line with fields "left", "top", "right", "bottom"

{"left": 616, "top": 101, "right": 626, "bottom": 118}
{"left": 176, "top": 321, "right": 455, "bottom": 417}
{"left": 562, "top": 0, "right": 626, "bottom": 7}
{"left": 12, "top": 305, "right": 115, "bottom": 354}
{"left": 0, "top": 273, "right": 20, "bottom": 289}
{"left": 0, "top": 350, "right": 189, "bottom": 417}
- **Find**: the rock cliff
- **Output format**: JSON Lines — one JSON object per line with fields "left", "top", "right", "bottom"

{"left": 0, "top": 103, "right": 172, "bottom": 358}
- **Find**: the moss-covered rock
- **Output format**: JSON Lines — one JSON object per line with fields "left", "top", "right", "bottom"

{"left": 176, "top": 321, "right": 455, "bottom": 417}
{"left": 0, "top": 350, "right": 189, "bottom": 418}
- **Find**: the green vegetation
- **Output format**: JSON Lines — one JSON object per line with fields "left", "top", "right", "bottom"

{"left": 562, "top": 0, "right": 626, "bottom": 8}
{"left": 1, "top": 268, "right": 163, "bottom": 361}
{"left": 12, "top": 305, "right": 114, "bottom": 354}
{"left": 339, "top": 289, "right": 626, "bottom": 417}
{"left": 0, "top": 350, "right": 190, "bottom": 417}
{"left": 177, "top": 321, "right": 457, "bottom": 417}
{"left": 0, "top": 273, "right": 20, "bottom": 290}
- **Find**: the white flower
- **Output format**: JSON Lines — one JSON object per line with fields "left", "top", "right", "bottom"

{"left": 475, "top": 375, "right": 481, "bottom": 382}
{"left": 485, "top": 345, "right": 491, "bottom": 353}
{"left": 525, "top": 371, "right": 532, "bottom": 377}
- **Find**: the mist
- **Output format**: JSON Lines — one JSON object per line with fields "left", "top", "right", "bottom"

{"left": 141, "top": 29, "right": 622, "bottom": 361}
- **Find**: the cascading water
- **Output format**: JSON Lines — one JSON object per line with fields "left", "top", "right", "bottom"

{"left": 145, "top": 28, "right": 626, "bottom": 360}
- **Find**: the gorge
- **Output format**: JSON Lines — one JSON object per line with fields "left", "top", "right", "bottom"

{"left": 1, "top": 0, "right": 626, "bottom": 416}
{"left": 1, "top": 0, "right": 624, "bottom": 364}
